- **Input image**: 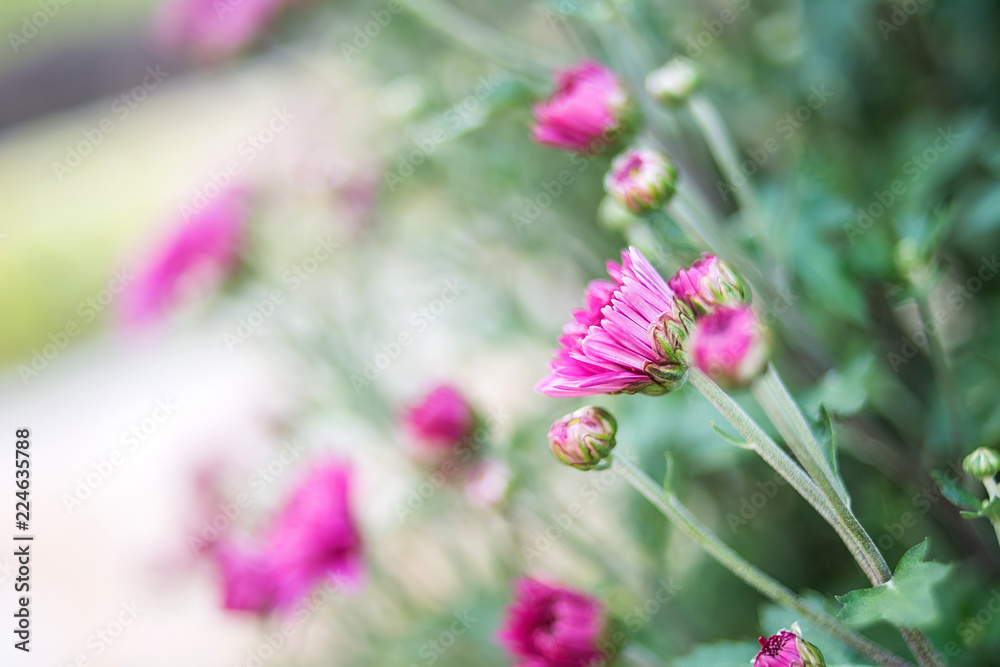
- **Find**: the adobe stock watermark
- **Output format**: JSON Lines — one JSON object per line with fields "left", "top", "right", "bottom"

{"left": 234, "top": 575, "right": 349, "bottom": 667}
{"left": 684, "top": 0, "right": 751, "bottom": 59}
{"left": 716, "top": 84, "right": 835, "bottom": 202}
{"left": 406, "top": 609, "right": 477, "bottom": 666}
{"left": 350, "top": 276, "right": 469, "bottom": 392}
{"left": 58, "top": 600, "right": 143, "bottom": 667}
{"left": 383, "top": 73, "right": 507, "bottom": 191}
{"left": 886, "top": 255, "right": 999, "bottom": 372}
{"left": 7, "top": 0, "right": 73, "bottom": 54}
{"left": 844, "top": 126, "right": 960, "bottom": 243}
{"left": 223, "top": 235, "right": 340, "bottom": 351}
{"left": 877, "top": 0, "right": 930, "bottom": 40}
{"left": 179, "top": 107, "right": 295, "bottom": 219}
{"left": 339, "top": 0, "right": 404, "bottom": 62}
{"left": 52, "top": 66, "right": 170, "bottom": 182}
{"left": 188, "top": 439, "right": 306, "bottom": 553}
{"left": 725, "top": 471, "right": 788, "bottom": 532}
{"left": 18, "top": 269, "right": 133, "bottom": 384}
{"left": 511, "top": 128, "right": 624, "bottom": 235}
{"left": 394, "top": 406, "right": 510, "bottom": 523}
{"left": 62, "top": 398, "right": 180, "bottom": 514}
{"left": 943, "top": 587, "right": 1000, "bottom": 658}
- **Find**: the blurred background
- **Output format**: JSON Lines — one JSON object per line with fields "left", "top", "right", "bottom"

{"left": 2, "top": 0, "right": 1000, "bottom": 665}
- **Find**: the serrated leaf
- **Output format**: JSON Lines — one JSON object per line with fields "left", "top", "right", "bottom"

{"left": 931, "top": 470, "right": 983, "bottom": 512}
{"left": 835, "top": 539, "right": 952, "bottom": 629}
{"left": 711, "top": 422, "right": 752, "bottom": 449}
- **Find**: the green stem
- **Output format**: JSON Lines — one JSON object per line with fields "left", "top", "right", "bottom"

{"left": 747, "top": 366, "right": 945, "bottom": 666}
{"left": 401, "top": 0, "right": 557, "bottom": 84}
{"left": 981, "top": 476, "right": 1000, "bottom": 549}
{"left": 688, "top": 369, "right": 884, "bottom": 580}
{"left": 611, "top": 455, "right": 915, "bottom": 667}
{"left": 914, "top": 291, "right": 963, "bottom": 456}
{"left": 752, "top": 365, "right": 851, "bottom": 508}
{"left": 687, "top": 94, "right": 768, "bottom": 242}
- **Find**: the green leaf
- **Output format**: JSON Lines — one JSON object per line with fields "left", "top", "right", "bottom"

{"left": 835, "top": 539, "right": 952, "bottom": 629}
{"left": 804, "top": 354, "right": 874, "bottom": 416}
{"left": 959, "top": 497, "right": 1000, "bottom": 522}
{"left": 930, "top": 470, "right": 983, "bottom": 512}
{"left": 711, "top": 422, "right": 752, "bottom": 449}
{"left": 815, "top": 405, "right": 851, "bottom": 506}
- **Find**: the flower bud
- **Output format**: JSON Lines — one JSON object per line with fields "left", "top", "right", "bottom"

{"left": 668, "top": 253, "right": 750, "bottom": 314}
{"left": 754, "top": 629, "right": 826, "bottom": 667}
{"left": 689, "top": 305, "right": 769, "bottom": 389}
{"left": 963, "top": 447, "right": 1000, "bottom": 480}
{"left": 548, "top": 407, "right": 617, "bottom": 471}
{"left": 646, "top": 57, "right": 700, "bottom": 106}
{"left": 604, "top": 148, "right": 678, "bottom": 214}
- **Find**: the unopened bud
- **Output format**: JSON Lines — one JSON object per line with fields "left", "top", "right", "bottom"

{"left": 548, "top": 406, "right": 617, "bottom": 471}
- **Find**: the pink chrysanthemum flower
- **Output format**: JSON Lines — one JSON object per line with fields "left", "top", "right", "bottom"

{"left": 265, "top": 461, "right": 363, "bottom": 609}
{"left": 532, "top": 61, "right": 630, "bottom": 153}
{"left": 536, "top": 247, "right": 692, "bottom": 397}
{"left": 214, "top": 460, "right": 362, "bottom": 615}
{"left": 668, "top": 253, "right": 749, "bottom": 314}
{"left": 689, "top": 305, "right": 769, "bottom": 389}
{"left": 124, "top": 189, "right": 246, "bottom": 325}
{"left": 155, "top": 0, "right": 298, "bottom": 59}
{"left": 604, "top": 148, "right": 678, "bottom": 214}
{"left": 754, "top": 629, "right": 826, "bottom": 667}
{"left": 497, "top": 578, "right": 610, "bottom": 667}
{"left": 404, "top": 384, "right": 475, "bottom": 450}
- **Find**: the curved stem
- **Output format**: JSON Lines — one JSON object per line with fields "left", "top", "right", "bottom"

{"left": 688, "top": 370, "right": 884, "bottom": 580}
{"left": 745, "top": 366, "right": 945, "bottom": 666}
{"left": 611, "top": 455, "right": 914, "bottom": 667}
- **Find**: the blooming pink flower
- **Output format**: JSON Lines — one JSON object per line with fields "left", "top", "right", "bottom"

{"left": 668, "top": 254, "right": 748, "bottom": 314}
{"left": 497, "top": 578, "right": 609, "bottom": 667}
{"left": 124, "top": 189, "right": 246, "bottom": 325}
{"left": 754, "top": 629, "right": 826, "bottom": 667}
{"left": 536, "top": 247, "right": 691, "bottom": 397}
{"left": 532, "top": 61, "right": 629, "bottom": 153}
{"left": 548, "top": 406, "right": 617, "bottom": 471}
{"left": 604, "top": 148, "right": 677, "bottom": 214}
{"left": 265, "top": 461, "right": 363, "bottom": 608}
{"left": 404, "top": 384, "right": 475, "bottom": 450}
{"left": 689, "top": 305, "right": 768, "bottom": 389}
{"left": 214, "top": 460, "right": 362, "bottom": 614}
{"left": 156, "top": 0, "right": 299, "bottom": 59}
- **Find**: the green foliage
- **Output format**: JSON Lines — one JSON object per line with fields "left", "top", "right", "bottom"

{"left": 836, "top": 540, "right": 952, "bottom": 629}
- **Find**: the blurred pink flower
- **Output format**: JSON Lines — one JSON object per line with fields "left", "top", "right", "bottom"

{"left": 497, "top": 578, "right": 609, "bottom": 667}
{"left": 265, "top": 461, "right": 363, "bottom": 608}
{"left": 404, "top": 384, "right": 475, "bottom": 450}
{"left": 215, "top": 460, "right": 362, "bottom": 615}
{"left": 536, "top": 247, "right": 690, "bottom": 397}
{"left": 156, "top": 0, "right": 298, "bottom": 59}
{"left": 463, "top": 459, "right": 511, "bottom": 508}
{"left": 754, "top": 630, "right": 826, "bottom": 667}
{"left": 689, "top": 305, "right": 768, "bottom": 389}
{"left": 124, "top": 189, "right": 246, "bottom": 325}
{"left": 532, "top": 61, "right": 629, "bottom": 153}
{"left": 668, "top": 253, "right": 749, "bottom": 314}
{"left": 217, "top": 542, "right": 278, "bottom": 613}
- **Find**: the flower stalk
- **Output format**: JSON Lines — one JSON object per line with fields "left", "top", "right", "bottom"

{"left": 610, "top": 455, "right": 914, "bottom": 667}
